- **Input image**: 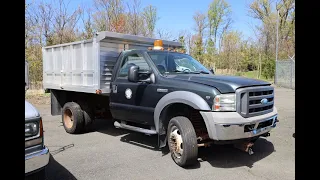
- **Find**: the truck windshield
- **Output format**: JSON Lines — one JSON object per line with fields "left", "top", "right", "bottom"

{"left": 147, "top": 52, "right": 210, "bottom": 75}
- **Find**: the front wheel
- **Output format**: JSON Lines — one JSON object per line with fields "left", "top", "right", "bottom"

{"left": 167, "top": 116, "right": 198, "bottom": 167}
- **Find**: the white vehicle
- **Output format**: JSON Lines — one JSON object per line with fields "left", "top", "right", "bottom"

{"left": 25, "top": 60, "right": 49, "bottom": 179}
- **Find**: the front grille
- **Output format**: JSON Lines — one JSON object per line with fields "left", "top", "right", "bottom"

{"left": 236, "top": 86, "right": 274, "bottom": 118}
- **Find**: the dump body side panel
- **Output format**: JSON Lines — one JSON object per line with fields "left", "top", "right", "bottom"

{"left": 42, "top": 39, "right": 100, "bottom": 94}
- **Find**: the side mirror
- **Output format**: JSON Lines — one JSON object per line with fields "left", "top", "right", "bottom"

{"left": 128, "top": 65, "right": 155, "bottom": 84}
{"left": 128, "top": 65, "right": 139, "bottom": 82}
{"left": 209, "top": 68, "right": 215, "bottom": 74}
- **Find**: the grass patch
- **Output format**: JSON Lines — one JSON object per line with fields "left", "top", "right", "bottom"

{"left": 237, "top": 71, "right": 273, "bottom": 83}
{"left": 25, "top": 89, "right": 50, "bottom": 98}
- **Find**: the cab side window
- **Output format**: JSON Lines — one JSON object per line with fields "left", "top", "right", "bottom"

{"left": 118, "top": 53, "right": 151, "bottom": 78}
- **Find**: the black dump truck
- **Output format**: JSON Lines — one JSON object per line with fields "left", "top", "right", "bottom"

{"left": 42, "top": 31, "right": 278, "bottom": 167}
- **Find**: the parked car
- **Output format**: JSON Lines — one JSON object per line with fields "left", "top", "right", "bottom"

{"left": 25, "top": 60, "right": 49, "bottom": 179}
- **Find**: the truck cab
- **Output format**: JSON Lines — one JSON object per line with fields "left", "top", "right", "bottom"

{"left": 44, "top": 32, "right": 278, "bottom": 167}
{"left": 111, "top": 48, "right": 278, "bottom": 165}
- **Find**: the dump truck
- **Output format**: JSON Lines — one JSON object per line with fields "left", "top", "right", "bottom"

{"left": 42, "top": 31, "right": 278, "bottom": 167}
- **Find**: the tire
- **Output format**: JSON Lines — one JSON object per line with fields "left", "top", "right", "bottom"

{"left": 62, "top": 102, "right": 84, "bottom": 134}
{"left": 80, "top": 102, "right": 95, "bottom": 132}
{"left": 167, "top": 116, "right": 198, "bottom": 167}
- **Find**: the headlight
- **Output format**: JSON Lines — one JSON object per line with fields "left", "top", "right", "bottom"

{"left": 25, "top": 122, "right": 39, "bottom": 137}
{"left": 213, "top": 94, "right": 236, "bottom": 111}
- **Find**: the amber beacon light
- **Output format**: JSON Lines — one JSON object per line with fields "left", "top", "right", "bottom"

{"left": 153, "top": 40, "right": 164, "bottom": 50}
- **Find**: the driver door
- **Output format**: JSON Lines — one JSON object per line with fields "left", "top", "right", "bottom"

{"left": 110, "top": 52, "right": 154, "bottom": 125}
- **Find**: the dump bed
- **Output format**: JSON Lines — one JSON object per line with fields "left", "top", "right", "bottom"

{"left": 42, "top": 31, "right": 182, "bottom": 95}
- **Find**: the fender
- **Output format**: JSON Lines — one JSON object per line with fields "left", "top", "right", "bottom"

{"left": 154, "top": 91, "right": 211, "bottom": 133}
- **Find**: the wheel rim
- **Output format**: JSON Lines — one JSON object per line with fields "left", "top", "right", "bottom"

{"left": 64, "top": 109, "right": 73, "bottom": 129}
{"left": 169, "top": 126, "right": 183, "bottom": 159}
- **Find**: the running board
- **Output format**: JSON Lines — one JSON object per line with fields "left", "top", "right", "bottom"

{"left": 114, "top": 121, "right": 157, "bottom": 135}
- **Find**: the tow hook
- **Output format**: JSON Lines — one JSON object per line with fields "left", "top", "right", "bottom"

{"left": 248, "top": 147, "right": 254, "bottom": 155}
{"left": 234, "top": 142, "right": 254, "bottom": 155}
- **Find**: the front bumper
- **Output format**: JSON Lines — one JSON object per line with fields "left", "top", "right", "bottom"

{"left": 200, "top": 107, "right": 278, "bottom": 141}
{"left": 25, "top": 146, "right": 50, "bottom": 174}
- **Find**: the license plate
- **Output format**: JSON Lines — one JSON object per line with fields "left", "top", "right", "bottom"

{"left": 253, "top": 127, "right": 267, "bottom": 135}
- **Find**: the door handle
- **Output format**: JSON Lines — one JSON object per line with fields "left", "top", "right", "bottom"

{"left": 112, "top": 85, "right": 117, "bottom": 93}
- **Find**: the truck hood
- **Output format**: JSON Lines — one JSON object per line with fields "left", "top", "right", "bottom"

{"left": 25, "top": 100, "right": 40, "bottom": 119}
{"left": 169, "top": 74, "right": 271, "bottom": 93}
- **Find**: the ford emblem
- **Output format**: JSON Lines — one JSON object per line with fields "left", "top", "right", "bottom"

{"left": 261, "top": 98, "right": 268, "bottom": 105}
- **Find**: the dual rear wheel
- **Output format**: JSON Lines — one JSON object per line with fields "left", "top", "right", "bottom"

{"left": 62, "top": 102, "right": 94, "bottom": 134}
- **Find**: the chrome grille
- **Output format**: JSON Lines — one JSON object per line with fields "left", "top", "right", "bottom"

{"left": 236, "top": 86, "right": 274, "bottom": 118}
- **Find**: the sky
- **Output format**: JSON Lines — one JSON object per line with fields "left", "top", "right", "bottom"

{"left": 27, "top": 0, "right": 261, "bottom": 40}
{"left": 138, "top": 0, "right": 260, "bottom": 40}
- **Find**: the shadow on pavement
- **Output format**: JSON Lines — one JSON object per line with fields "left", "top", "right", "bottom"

{"left": 46, "top": 154, "right": 77, "bottom": 180}
{"left": 198, "top": 138, "right": 275, "bottom": 168}
{"left": 94, "top": 119, "right": 274, "bottom": 169}
{"left": 93, "top": 119, "right": 130, "bottom": 136}
{"left": 120, "top": 132, "right": 159, "bottom": 151}
{"left": 94, "top": 119, "right": 170, "bottom": 155}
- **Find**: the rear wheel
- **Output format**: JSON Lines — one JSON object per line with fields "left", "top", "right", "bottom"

{"left": 167, "top": 116, "right": 198, "bottom": 167}
{"left": 79, "top": 102, "right": 95, "bottom": 132}
{"left": 62, "top": 102, "right": 84, "bottom": 134}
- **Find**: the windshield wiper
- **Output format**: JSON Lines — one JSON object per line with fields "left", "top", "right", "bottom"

{"left": 189, "top": 70, "right": 210, "bottom": 74}
{"left": 171, "top": 70, "right": 190, "bottom": 73}
{"left": 169, "top": 70, "right": 209, "bottom": 74}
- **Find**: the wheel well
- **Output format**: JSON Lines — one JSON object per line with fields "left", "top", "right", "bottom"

{"left": 160, "top": 103, "right": 208, "bottom": 139}
{"left": 50, "top": 89, "right": 111, "bottom": 118}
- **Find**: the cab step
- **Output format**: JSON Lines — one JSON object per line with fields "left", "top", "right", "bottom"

{"left": 114, "top": 121, "right": 157, "bottom": 135}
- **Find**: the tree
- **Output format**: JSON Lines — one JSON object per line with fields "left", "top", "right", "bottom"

{"left": 156, "top": 28, "right": 173, "bottom": 40}
{"left": 25, "top": 0, "right": 294, "bottom": 87}
{"left": 80, "top": 8, "right": 95, "bottom": 39}
{"left": 25, "top": 1, "right": 54, "bottom": 46}
{"left": 249, "top": 0, "right": 295, "bottom": 79}
{"left": 142, "top": 5, "right": 158, "bottom": 37}
{"left": 25, "top": 1, "right": 55, "bottom": 85}
{"left": 50, "top": 0, "right": 82, "bottom": 45}
{"left": 220, "top": 31, "right": 242, "bottom": 71}
{"left": 126, "top": 0, "right": 145, "bottom": 35}
{"left": 207, "top": 0, "right": 232, "bottom": 48}
{"left": 192, "top": 11, "right": 207, "bottom": 62}
{"left": 177, "top": 30, "right": 193, "bottom": 54}
{"left": 93, "top": 0, "right": 125, "bottom": 33}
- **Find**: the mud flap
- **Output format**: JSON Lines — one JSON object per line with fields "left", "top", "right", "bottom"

{"left": 158, "top": 122, "right": 167, "bottom": 148}
{"left": 158, "top": 134, "right": 167, "bottom": 148}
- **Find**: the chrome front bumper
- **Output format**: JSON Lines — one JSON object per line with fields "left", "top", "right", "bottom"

{"left": 25, "top": 146, "right": 50, "bottom": 174}
{"left": 200, "top": 108, "right": 278, "bottom": 141}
